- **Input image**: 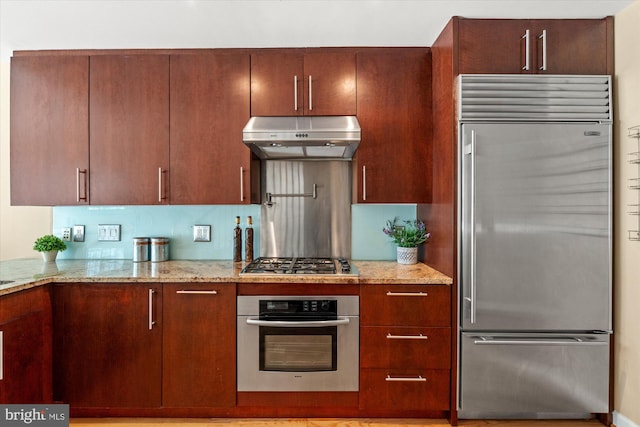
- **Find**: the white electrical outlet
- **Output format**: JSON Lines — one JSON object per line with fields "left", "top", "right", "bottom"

{"left": 193, "top": 225, "right": 211, "bottom": 242}
{"left": 62, "top": 227, "right": 72, "bottom": 241}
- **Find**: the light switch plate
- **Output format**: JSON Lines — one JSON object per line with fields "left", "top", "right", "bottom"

{"left": 193, "top": 225, "right": 211, "bottom": 242}
{"left": 62, "top": 227, "right": 72, "bottom": 241}
{"left": 73, "top": 225, "right": 85, "bottom": 242}
{"left": 98, "top": 224, "right": 121, "bottom": 241}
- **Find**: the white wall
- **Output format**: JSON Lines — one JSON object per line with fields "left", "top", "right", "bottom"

{"left": 614, "top": 1, "right": 640, "bottom": 425}
{"left": 0, "top": 61, "right": 52, "bottom": 260}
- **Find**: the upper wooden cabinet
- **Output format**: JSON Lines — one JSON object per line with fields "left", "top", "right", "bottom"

{"left": 355, "top": 48, "right": 432, "bottom": 203}
{"left": 250, "top": 51, "right": 356, "bottom": 116}
{"left": 10, "top": 56, "right": 89, "bottom": 206}
{"left": 89, "top": 55, "right": 170, "bottom": 205}
{"left": 457, "top": 18, "right": 613, "bottom": 75}
{"left": 170, "top": 53, "right": 256, "bottom": 204}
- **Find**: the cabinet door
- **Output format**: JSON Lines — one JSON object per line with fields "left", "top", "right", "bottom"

{"left": 10, "top": 56, "right": 89, "bottom": 205}
{"left": 458, "top": 18, "right": 611, "bottom": 75}
{"left": 302, "top": 52, "right": 356, "bottom": 116}
{"left": 251, "top": 53, "right": 304, "bottom": 116}
{"left": 458, "top": 19, "right": 532, "bottom": 74}
{"left": 55, "top": 284, "right": 162, "bottom": 407}
{"left": 533, "top": 19, "right": 609, "bottom": 74}
{"left": 355, "top": 49, "right": 432, "bottom": 203}
{"left": 170, "top": 54, "right": 252, "bottom": 204}
{"left": 162, "top": 283, "right": 236, "bottom": 407}
{"left": 0, "top": 287, "right": 52, "bottom": 404}
{"left": 90, "top": 55, "right": 170, "bottom": 205}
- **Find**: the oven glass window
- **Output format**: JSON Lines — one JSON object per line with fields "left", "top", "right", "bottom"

{"left": 259, "top": 326, "right": 337, "bottom": 372}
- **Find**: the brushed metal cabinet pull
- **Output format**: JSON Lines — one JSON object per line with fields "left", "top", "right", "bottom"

{"left": 522, "top": 29, "right": 531, "bottom": 71}
{"left": 176, "top": 290, "right": 218, "bottom": 295}
{"left": 294, "top": 75, "right": 298, "bottom": 111}
{"left": 148, "top": 289, "right": 156, "bottom": 330}
{"left": 240, "top": 166, "right": 244, "bottom": 202}
{"left": 387, "top": 333, "right": 429, "bottom": 340}
{"left": 0, "top": 331, "right": 3, "bottom": 381}
{"left": 76, "top": 168, "right": 88, "bottom": 202}
{"left": 362, "top": 166, "right": 367, "bottom": 201}
{"left": 385, "top": 375, "right": 427, "bottom": 382}
{"left": 538, "top": 29, "right": 547, "bottom": 71}
{"left": 308, "top": 75, "right": 313, "bottom": 111}
{"left": 386, "top": 291, "right": 428, "bottom": 297}
{"left": 158, "top": 168, "right": 168, "bottom": 203}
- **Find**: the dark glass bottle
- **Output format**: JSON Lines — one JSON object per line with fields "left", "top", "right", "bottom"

{"left": 245, "top": 216, "right": 254, "bottom": 263}
{"left": 233, "top": 216, "right": 242, "bottom": 262}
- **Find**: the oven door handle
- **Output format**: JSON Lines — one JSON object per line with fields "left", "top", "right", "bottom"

{"left": 246, "top": 317, "right": 350, "bottom": 327}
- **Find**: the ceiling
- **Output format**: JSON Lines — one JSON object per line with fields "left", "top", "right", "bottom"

{"left": 0, "top": 0, "right": 634, "bottom": 61}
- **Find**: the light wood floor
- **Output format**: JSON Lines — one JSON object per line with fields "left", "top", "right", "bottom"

{"left": 69, "top": 418, "right": 607, "bottom": 427}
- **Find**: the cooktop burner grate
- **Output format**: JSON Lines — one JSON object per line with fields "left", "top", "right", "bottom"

{"left": 241, "top": 257, "right": 351, "bottom": 274}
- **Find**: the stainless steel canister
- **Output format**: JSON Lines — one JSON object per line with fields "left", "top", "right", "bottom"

{"left": 133, "top": 237, "right": 150, "bottom": 262}
{"left": 150, "top": 237, "right": 169, "bottom": 262}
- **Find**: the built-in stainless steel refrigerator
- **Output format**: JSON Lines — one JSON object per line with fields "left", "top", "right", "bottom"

{"left": 457, "top": 75, "right": 612, "bottom": 419}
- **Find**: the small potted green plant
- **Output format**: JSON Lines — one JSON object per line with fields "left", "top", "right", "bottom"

{"left": 383, "top": 217, "right": 431, "bottom": 264}
{"left": 33, "top": 234, "right": 67, "bottom": 262}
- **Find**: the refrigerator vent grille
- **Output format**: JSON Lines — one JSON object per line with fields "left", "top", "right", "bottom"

{"left": 458, "top": 75, "right": 611, "bottom": 121}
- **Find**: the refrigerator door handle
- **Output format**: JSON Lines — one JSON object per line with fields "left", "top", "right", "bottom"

{"left": 469, "top": 129, "right": 477, "bottom": 324}
{"left": 473, "top": 337, "right": 608, "bottom": 346}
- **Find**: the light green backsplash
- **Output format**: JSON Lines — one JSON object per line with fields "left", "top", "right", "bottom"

{"left": 53, "top": 205, "right": 261, "bottom": 260}
{"left": 53, "top": 204, "right": 419, "bottom": 260}
{"left": 351, "top": 204, "right": 417, "bottom": 260}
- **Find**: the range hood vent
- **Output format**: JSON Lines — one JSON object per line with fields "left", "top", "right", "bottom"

{"left": 243, "top": 116, "right": 361, "bottom": 160}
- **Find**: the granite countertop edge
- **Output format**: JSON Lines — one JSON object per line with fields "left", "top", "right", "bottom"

{"left": 0, "top": 258, "right": 453, "bottom": 296}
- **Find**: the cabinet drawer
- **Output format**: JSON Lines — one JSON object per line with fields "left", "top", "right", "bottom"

{"left": 360, "top": 285, "right": 450, "bottom": 326}
{"left": 360, "top": 368, "right": 450, "bottom": 411}
{"left": 361, "top": 326, "right": 450, "bottom": 369}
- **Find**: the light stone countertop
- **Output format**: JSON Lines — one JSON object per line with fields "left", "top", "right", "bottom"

{"left": 0, "top": 258, "right": 452, "bottom": 296}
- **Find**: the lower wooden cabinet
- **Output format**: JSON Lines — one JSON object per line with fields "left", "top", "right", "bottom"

{"left": 162, "top": 283, "right": 236, "bottom": 407}
{"left": 359, "top": 284, "right": 451, "bottom": 413}
{"left": 53, "top": 283, "right": 163, "bottom": 407}
{"left": 0, "top": 287, "right": 52, "bottom": 403}
{"left": 53, "top": 282, "right": 236, "bottom": 410}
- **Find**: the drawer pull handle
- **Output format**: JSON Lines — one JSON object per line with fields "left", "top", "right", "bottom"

{"left": 386, "top": 333, "right": 428, "bottom": 340}
{"left": 176, "top": 290, "right": 218, "bottom": 295}
{"left": 386, "top": 291, "right": 428, "bottom": 297}
{"left": 385, "top": 375, "right": 427, "bottom": 382}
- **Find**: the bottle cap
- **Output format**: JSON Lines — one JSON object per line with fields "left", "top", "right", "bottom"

{"left": 235, "top": 216, "right": 240, "bottom": 224}
{"left": 247, "top": 216, "right": 253, "bottom": 225}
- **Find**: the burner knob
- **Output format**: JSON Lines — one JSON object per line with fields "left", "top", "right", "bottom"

{"left": 320, "top": 301, "right": 330, "bottom": 311}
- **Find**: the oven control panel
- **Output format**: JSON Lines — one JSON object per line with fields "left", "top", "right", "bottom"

{"left": 260, "top": 299, "right": 337, "bottom": 320}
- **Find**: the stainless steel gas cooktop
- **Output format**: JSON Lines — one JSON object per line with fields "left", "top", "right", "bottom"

{"left": 240, "top": 257, "right": 355, "bottom": 275}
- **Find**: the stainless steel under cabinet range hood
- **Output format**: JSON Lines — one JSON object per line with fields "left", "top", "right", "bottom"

{"left": 242, "top": 116, "right": 361, "bottom": 160}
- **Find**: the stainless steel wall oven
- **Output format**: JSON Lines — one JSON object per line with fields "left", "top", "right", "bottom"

{"left": 237, "top": 295, "right": 359, "bottom": 392}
